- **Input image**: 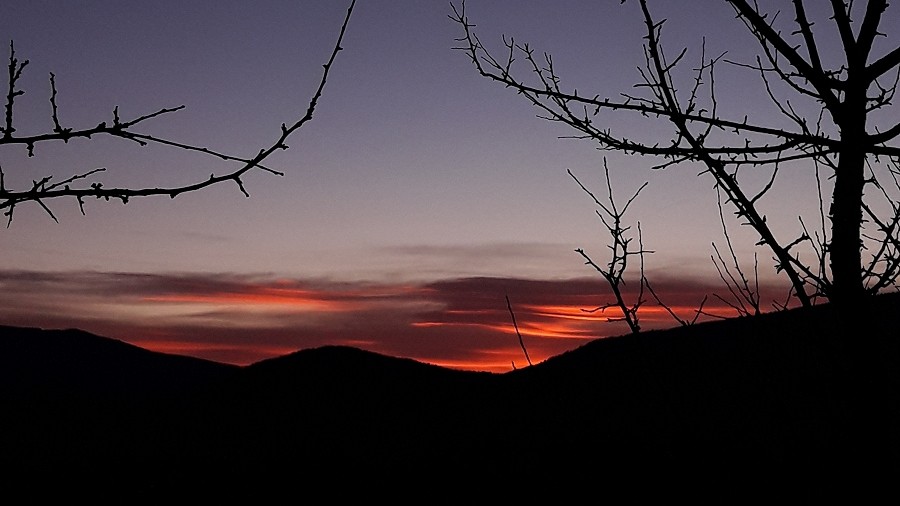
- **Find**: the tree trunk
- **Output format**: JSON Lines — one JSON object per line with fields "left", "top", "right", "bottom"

{"left": 829, "top": 84, "right": 867, "bottom": 305}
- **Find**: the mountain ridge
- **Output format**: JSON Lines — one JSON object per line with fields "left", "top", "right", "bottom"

{"left": 2, "top": 293, "right": 898, "bottom": 492}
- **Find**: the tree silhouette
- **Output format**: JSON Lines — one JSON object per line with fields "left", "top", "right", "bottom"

{"left": 451, "top": 0, "right": 900, "bottom": 307}
{"left": 569, "top": 162, "right": 650, "bottom": 333}
{"left": 0, "top": 1, "right": 355, "bottom": 226}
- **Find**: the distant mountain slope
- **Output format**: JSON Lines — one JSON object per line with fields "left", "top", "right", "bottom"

{"left": 1, "top": 293, "right": 898, "bottom": 493}
{"left": 0, "top": 325, "right": 237, "bottom": 399}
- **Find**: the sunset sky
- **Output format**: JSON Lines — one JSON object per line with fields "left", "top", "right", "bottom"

{"left": 2, "top": 1, "right": 895, "bottom": 372}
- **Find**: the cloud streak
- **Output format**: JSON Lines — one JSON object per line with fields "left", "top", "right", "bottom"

{"left": 0, "top": 269, "right": 787, "bottom": 372}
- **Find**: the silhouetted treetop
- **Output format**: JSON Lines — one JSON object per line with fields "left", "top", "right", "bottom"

{"left": 452, "top": 0, "right": 900, "bottom": 307}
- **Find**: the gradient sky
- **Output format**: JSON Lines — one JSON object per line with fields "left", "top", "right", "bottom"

{"left": 2, "top": 1, "right": 895, "bottom": 372}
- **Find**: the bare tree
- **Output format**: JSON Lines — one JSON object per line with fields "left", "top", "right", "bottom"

{"left": 572, "top": 160, "right": 708, "bottom": 329}
{"left": 451, "top": 0, "right": 900, "bottom": 307}
{"left": 569, "top": 161, "right": 650, "bottom": 334}
{"left": 0, "top": 1, "right": 355, "bottom": 225}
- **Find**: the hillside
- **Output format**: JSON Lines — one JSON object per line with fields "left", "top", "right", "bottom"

{"left": 2, "top": 294, "right": 898, "bottom": 494}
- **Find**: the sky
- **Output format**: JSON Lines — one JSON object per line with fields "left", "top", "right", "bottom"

{"left": 1, "top": 1, "right": 897, "bottom": 372}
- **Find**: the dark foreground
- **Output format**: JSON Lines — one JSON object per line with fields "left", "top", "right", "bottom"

{"left": 2, "top": 294, "right": 898, "bottom": 494}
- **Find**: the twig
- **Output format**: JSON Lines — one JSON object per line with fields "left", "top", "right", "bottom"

{"left": 505, "top": 294, "right": 532, "bottom": 367}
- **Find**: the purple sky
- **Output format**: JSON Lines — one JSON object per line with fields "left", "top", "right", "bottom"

{"left": 1, "top": 1, "right": 896, "bottom": 370}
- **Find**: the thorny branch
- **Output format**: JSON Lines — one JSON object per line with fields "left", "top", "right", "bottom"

{"left": 0, "top": 0, "right": 356, "bottom": 226}
{"left": 570, "top": 161, "right": 650, "bottom": 334}
{"left": 711, "top": 183, "right": 762, "bottom": 317}
{"left": 571, "top": 161, "right": 707, "bottom": 329}
{"left": 451, "top": 0, "right": 900, "bottom": 306}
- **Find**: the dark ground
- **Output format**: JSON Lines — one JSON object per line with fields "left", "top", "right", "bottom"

{"left": 2, "top": 293, "right": 898, "bottom": 496}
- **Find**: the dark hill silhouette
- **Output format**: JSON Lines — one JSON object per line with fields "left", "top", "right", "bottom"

{"left": 2, "top": 294, "right": 898, "bottom": 495}
{"left": 0, "top": 325, "right": 237, "bottom": 400}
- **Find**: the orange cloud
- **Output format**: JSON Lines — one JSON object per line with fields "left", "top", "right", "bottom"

{"left": 144, "top": 290, "right": 355, "bottom": 312}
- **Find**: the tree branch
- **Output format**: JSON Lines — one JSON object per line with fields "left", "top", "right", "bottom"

{"left": 729, "top": 0, "right": 842, "bottom": 111}
{"left": 0, "top": 0, "right": 356, "bottom": 223}
{"left": 867, "top": 45, "right": 900, "bottom": 82}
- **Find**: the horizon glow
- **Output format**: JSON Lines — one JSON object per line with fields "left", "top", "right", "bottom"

{"left": 0, "top": 269, "right": 779, "bottom": 372}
